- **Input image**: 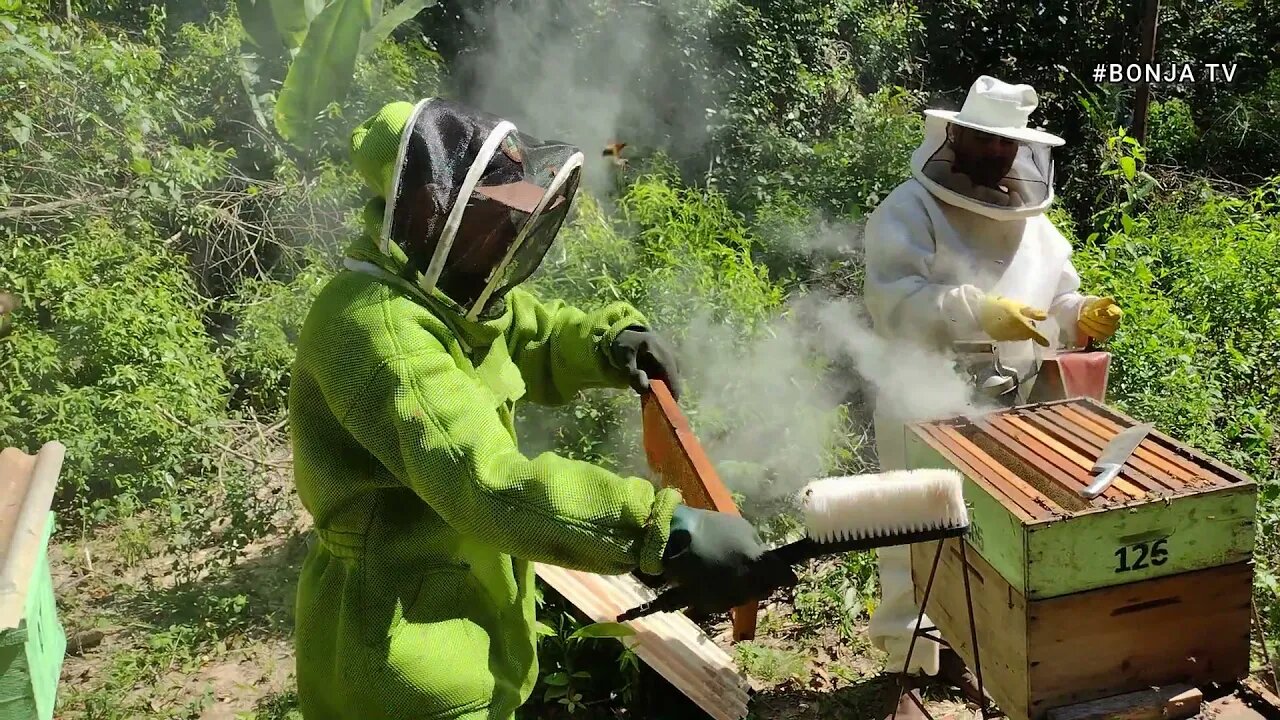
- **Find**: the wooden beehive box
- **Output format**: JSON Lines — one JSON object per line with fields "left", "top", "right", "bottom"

{"left": 904, "top": 398, "right": 1257, "bottom": 720}
{"left": 0, "top": 442, "right": 67, "bottom": 720}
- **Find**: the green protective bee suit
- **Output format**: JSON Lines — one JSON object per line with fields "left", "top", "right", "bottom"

{"left": 289, "top": 103, "right": 683, "bottom": 720}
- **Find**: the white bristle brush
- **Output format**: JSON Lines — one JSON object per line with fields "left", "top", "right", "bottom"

{"left": 617, "top": 468, "right": 970, "bottom": 622}
{"left": 801, "top": 469, "right": 970, "bottom": 544}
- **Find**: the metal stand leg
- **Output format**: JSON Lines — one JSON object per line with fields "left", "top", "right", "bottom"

{"left": 893, "top": 539, "right": 1004, "bottom": 720}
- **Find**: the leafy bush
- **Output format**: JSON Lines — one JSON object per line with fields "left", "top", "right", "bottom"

{"left": 218, "top": 256, "right": 332, "bottom": 416}
{"left": 1072, "top": 176, "right": 1280, "bottom": 655}
{"left": 1146, "top": 98, "right": 1198, "bottom": 167}
{"left": 0, "top": 220, "right": 229, "bottom": 522}
{"left": 521, "top": 164, "right": 789, "bottom": 473}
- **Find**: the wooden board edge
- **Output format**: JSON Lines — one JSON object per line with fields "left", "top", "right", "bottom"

{"left": 1241, "top": 677, "right": 1280, "bottom": 717}
{"left": 1044, "top": 684, "right": 1201, "bottom": 720}
{"left": 1023, "top": 494, "right": 1256, "bottom": 600}
{"left": 643, "top": 381, "right": 739, "bottom": 516}
{"left": 0, "top": 442, "right": 64, "bottom": 631}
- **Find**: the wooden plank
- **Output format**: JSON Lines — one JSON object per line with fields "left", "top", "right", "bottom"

{"left": 927, "top": 425, "right": 1050, "bottom": 520}
{"left": 0, "top": 448, "right": 34, "bottom": 563}
{"left": 1241, "top": 677, "right": 1280, "bottom": 718}
{"left": 998, "top": 415, "right": 1144, "bottom": 500}
{"left": 1082, "top": 398, "right": 1256, "bottom": 487}
{"left": 534, "top": 564, "right": 751, "bottom": 720}
{"left": 640, "top": 380, "right": 757, "bottom": 642}
{"left": 911, "top": 538, "right": 1030, "bottom": 720}
{"left": 1044, "top": 685, "right": 1201, "bottom": 720}
{"left": 1025, "top": 482, "right": 1256, "bottom": 599}
{"left": 1022, "top": 411, "right": 1179, "bottom": 493}
{"left": 1208, "top": 694, "right": 1275, "bottom": 720}
{"left": 0, "top": 443, "right": 64, "bottom": 631}
{"left": 1051, "top": 406, "right": 1202, "bottom": 488}
{"left": 1027, "top": 562, "right": 1253, "bottom": 715}
{"left": 907, "top": 427, "right": 1031, "bottom": 595}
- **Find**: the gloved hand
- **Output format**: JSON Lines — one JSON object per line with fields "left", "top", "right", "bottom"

{"left": 978, "top": 294, "right": 1050, "bottom": 347}
{"left": 611, "top": 327, "right": 682, "bottom": 399}
{"left": 1078, "top": 296, "right": 1123, "bottom": 341}
{"left": 661, "top": 505, "right": 794, "bottom": 615}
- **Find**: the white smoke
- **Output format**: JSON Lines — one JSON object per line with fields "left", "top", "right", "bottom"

{"left": 447, "top": 0, "right": 718, "bottom": 197}
{"left": 453, "top": 1, "right": 986, "bottom": 508}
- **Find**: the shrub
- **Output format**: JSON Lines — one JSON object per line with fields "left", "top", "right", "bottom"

{"left": 0, "top": 220, "right": 229, "bottom": 523}
{"left": 218, "top": 256, "right": 333, "bottom": 417}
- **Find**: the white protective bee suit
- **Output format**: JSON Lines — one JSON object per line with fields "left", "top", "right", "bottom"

{"left": 861, "top": 76, "right": 1096, "bottom": 676}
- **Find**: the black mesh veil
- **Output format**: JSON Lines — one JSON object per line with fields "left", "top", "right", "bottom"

{"left": 383, "top": 98, "right": 584, "bottom": 318}
{"left": 916, "top": 123, "right": 1055, "bottom": 214}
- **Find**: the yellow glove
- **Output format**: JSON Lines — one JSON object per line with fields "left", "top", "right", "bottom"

{"left": 978, "top": 295, "right": 1051, "bottom": 347}
{"left": 1078, "top": 296, "right": 1123, "bottom": 340}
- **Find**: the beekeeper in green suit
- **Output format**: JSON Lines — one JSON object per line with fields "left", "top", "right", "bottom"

{"left": 288, "top": 98, "right": 781, "bottom": 720}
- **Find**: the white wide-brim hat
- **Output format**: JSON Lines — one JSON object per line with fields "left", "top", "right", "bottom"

{"left": 924, "top": 75, "right": 1065, "bottom": 147}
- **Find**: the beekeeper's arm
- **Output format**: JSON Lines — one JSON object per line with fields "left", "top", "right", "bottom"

{"left": 337, "top": 322, "right": 681, "bottom": 576}
{"left": 1046, "top": 256, "right": 1091, "bottom": 347}
{"left": 863, "top": 198, "right": 986, "bottom": 342}
{"left": 502, "top": 286, "right": 647, "bottom": 405}
{"left": 1042, "top": 221, "right": 1120, "bottom": 346}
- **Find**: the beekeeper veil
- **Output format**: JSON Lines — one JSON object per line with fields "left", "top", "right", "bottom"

{"left": 382, "top": 98, "right": 584, "bottom": 320}
{"left": 910, "top": 76, "right": 1065, "bottom": 221}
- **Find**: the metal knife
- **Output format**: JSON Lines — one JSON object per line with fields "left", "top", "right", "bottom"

{"left": 1081, "top": 423, "right": 1153, "bottom": 499}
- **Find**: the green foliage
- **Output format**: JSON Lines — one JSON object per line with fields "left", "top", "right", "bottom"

{"left": 218, "top": 257, "right": 331, "bottom": 415}
{"left": 233, "top": 0, "right": 439, "bottom": 143}
{"left": 734, "top": 641, "right": 810, "bottom": 687}
{"left": 1146, "top": 98, "right": 1198, "bottom": 167}
{"left": 527, "top": 588, "right": 645, "bottom": 716}
{"left": 1072, "top": 178, "right": 1280, "bottom": 649}
{"left": 520, "top": 166, "right": 789, "bottom": 479}
{"left": 0, "top": 221, "right": 229, "bottom": 519}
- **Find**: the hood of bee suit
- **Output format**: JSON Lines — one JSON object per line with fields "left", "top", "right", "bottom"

{"left": 349, "top": 98, "right": 585, "bottom": 321}
{"left": 910, "top": 76, "right": 1065, "bottom": 221}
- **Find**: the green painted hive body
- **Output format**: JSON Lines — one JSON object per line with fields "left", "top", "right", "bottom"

{"left": 0, "top": 444, "right": 67, "bottom": 720}
{"left": 0, "top": 514, "right": 64, "bottom": 720}
{"left": 904, "top": 398, "right": 1257, "bottom": 601}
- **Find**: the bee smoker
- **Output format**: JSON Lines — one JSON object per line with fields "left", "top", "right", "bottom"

{"left": 953, "top": 340, "right": 1021, "bottom": 408}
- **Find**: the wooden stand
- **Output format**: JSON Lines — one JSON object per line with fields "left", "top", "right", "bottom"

{"left": 640, "top": 380, "right": 758, "bottom": 642}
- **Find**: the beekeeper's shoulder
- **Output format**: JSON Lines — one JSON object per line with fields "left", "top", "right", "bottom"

{"left": 298, "top": 270, "right": 452, "bottom": 374}
{"left": 865, "top": 179, "right": 935, "bottom": 235}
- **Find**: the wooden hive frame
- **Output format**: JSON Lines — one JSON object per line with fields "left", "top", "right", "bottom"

{"left": 640, "top": 379, "right": 758, "bottom": 642}
{"left": 533, "top": 564, "right": 751, "bottom": 720}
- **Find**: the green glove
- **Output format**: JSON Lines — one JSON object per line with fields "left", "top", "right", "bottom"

{"left": 661, "top": 506, "right": 793, "bottom": 614}
{"left": 612, "top": 327, "right": 682, "bottom": 399}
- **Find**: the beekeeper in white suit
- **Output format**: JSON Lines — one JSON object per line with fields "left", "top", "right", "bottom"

{"left": 861, "top": 76, "right": 1123, "bottom": 717}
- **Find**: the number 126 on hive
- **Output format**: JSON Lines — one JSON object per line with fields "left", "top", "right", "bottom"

{"left": 1115, "top": 538, "right": 1169, "bottom": 574}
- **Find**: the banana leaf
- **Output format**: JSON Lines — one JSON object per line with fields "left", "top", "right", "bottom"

{"left": 359, "top": 0, "right": 438, "bottom": 55}
{"left": 271, "top": 0, "right": 326, "bottom": 53}
{"left": 274, "top": 0, "right": 374, "bottom": 142}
